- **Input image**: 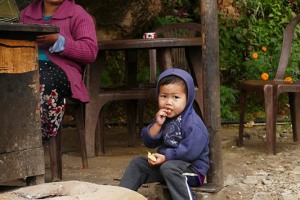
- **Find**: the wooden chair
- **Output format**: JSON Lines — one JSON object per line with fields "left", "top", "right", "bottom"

{"left": 138, "top": 22, "right": 203, "bottom": 130}
{"left": 238, "top": 14, "right": 300, "bottom": 154}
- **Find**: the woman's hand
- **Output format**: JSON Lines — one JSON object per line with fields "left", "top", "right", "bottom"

{"left": 148, "top": 153, "right": 166, "bottom": 166}
{"left": 36, "top": 33, "right": 59, "bottom": 46}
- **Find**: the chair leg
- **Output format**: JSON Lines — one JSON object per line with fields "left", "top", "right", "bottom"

{"left": 264, "top": 85, "right": 277, "bottom": 155}
{"left": 238, "top": 89, "right": 247, "bottom": 147}
{"left": 49, "top": 132, "right": 62, "bottom": 182}
{"left": 289, "top": 92, "right": 300, "bottom": 142}
{"left": 74, "top": 104, "right": 88, "bottom": 169}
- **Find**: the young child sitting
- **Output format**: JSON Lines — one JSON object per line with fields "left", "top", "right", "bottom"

{"left": 119, "top": 68, "right": 210, "bottom": 200}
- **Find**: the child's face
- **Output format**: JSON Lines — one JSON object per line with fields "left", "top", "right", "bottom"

{"left": 158, "top": 83, "right": 187, "bottom": 118}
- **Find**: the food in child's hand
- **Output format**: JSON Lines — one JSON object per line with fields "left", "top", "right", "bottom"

{"left": 165, "top": 108, "right": 172, "bottom": 114}
{"left": 147, "top": 151, "right": 157, "bottom": 162}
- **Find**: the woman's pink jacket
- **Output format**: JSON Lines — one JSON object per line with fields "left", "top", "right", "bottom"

{"left": 20, "top": 0, "right": 98, "bottom": 102}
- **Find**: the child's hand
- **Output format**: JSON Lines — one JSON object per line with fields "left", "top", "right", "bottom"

{"left": 149, "top": 108, "right": 171, "bottom": 137}
{"left": 148, "top": 153, "right": 166, "bottom": 166}
{"left": 155, "top": 108, "right": 169, "bottom": 126}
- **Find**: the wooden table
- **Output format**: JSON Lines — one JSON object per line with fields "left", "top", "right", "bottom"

{"left": 84, "top": 37, "right": 203, "bottom": 157}
{"left": 0, "top": 22, "right": 58, "bottom": 185}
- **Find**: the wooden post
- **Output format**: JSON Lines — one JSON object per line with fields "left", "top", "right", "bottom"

{"left": 0, "top": 39, "right": 44, "bottom": 185}
{"left": 200, "top": 0, "right": 224, "bottom": 188}
{"left": 0, "top": 23, "right": 58, "bottom": 185}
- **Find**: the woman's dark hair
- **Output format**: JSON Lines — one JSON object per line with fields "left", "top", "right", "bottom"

{"left": 158, "top": 75, "right": 187, "bottom": 93}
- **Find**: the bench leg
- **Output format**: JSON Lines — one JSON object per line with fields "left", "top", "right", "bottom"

{"left": 126, "top": 100, "right": 137, "bottom": 147}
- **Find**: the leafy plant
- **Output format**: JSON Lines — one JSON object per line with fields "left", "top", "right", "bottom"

{"left": 100, "top": 52, "right": 125, "bottom": 88}
{"left": 219, "top": 0, "right": 300, "bottom": 120}
{"left": 242, "top": 47, "right": 279, "bottom": 80}
{"left": 220, "top": 85, "right": 238, "bottom": 120}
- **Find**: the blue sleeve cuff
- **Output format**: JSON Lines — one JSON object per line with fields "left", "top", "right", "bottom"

{"left": 49, "top": 35, "right": 65, "bottom": 53}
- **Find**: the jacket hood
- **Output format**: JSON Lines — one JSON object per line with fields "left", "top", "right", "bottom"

{"left": 157, "top": 68, "right": 195, "bottom": 115}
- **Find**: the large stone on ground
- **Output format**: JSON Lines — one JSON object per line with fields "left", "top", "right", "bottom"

{"left": 0, "top": 181, "right": 146, "bottom": 200}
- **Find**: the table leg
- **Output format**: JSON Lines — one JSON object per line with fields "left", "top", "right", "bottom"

{"left": 85, "top": 53, "right": 106, "bottom": 157}
{"left": 125, "top": 50, "right": 138, "bottom": 146}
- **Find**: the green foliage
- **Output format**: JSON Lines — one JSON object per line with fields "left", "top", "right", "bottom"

{"left": 242, "top": 48, "right": 279, "bottom": 80}
{"left": 220, "top": 85, "right": 239, "bottom": 120}
{"left": 219, "top": 0, "right": 300, "bottom": 120}
{"left": 100, "top": 52, "right": 125, "bottom": 88}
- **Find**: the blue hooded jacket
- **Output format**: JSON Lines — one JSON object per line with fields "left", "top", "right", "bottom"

{"left": 141, "top": 68, "right": 210, "bottom": 176}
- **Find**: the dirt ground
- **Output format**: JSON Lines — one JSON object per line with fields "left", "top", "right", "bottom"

{"left": 1, "top": 123, "right": 300, "bottom": 199}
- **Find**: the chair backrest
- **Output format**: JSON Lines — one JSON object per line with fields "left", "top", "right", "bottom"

{"left": 275, "top": 14, "right": 300, "bottom": 81}
{"left": 154, "top": 22, "right": 201, "bottom": 70}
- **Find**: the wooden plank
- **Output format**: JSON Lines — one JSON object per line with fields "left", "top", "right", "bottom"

{"left": 98, "top": 38, "right": 201, "bottom": 50}
{"left": 0, "top": 39, "right": 37, "bottom": 73}
{"left": 0, "top": 147, "right": 45, "bottom": 183}
{"left": 0, "top": 23, "right": 59, "bottom": 41}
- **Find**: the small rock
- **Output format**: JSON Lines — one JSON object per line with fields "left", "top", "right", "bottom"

{"left": 252, "top": 192, "right": 273, "bottom": 200}
{"left": 224, "top": 175, "right": 236, "bottom": 186}
{"left": 242, "top": 176, "right": 258, "bottom": 185}
{"left": 290, "top": 166, "right": 300, "bottom": 175}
